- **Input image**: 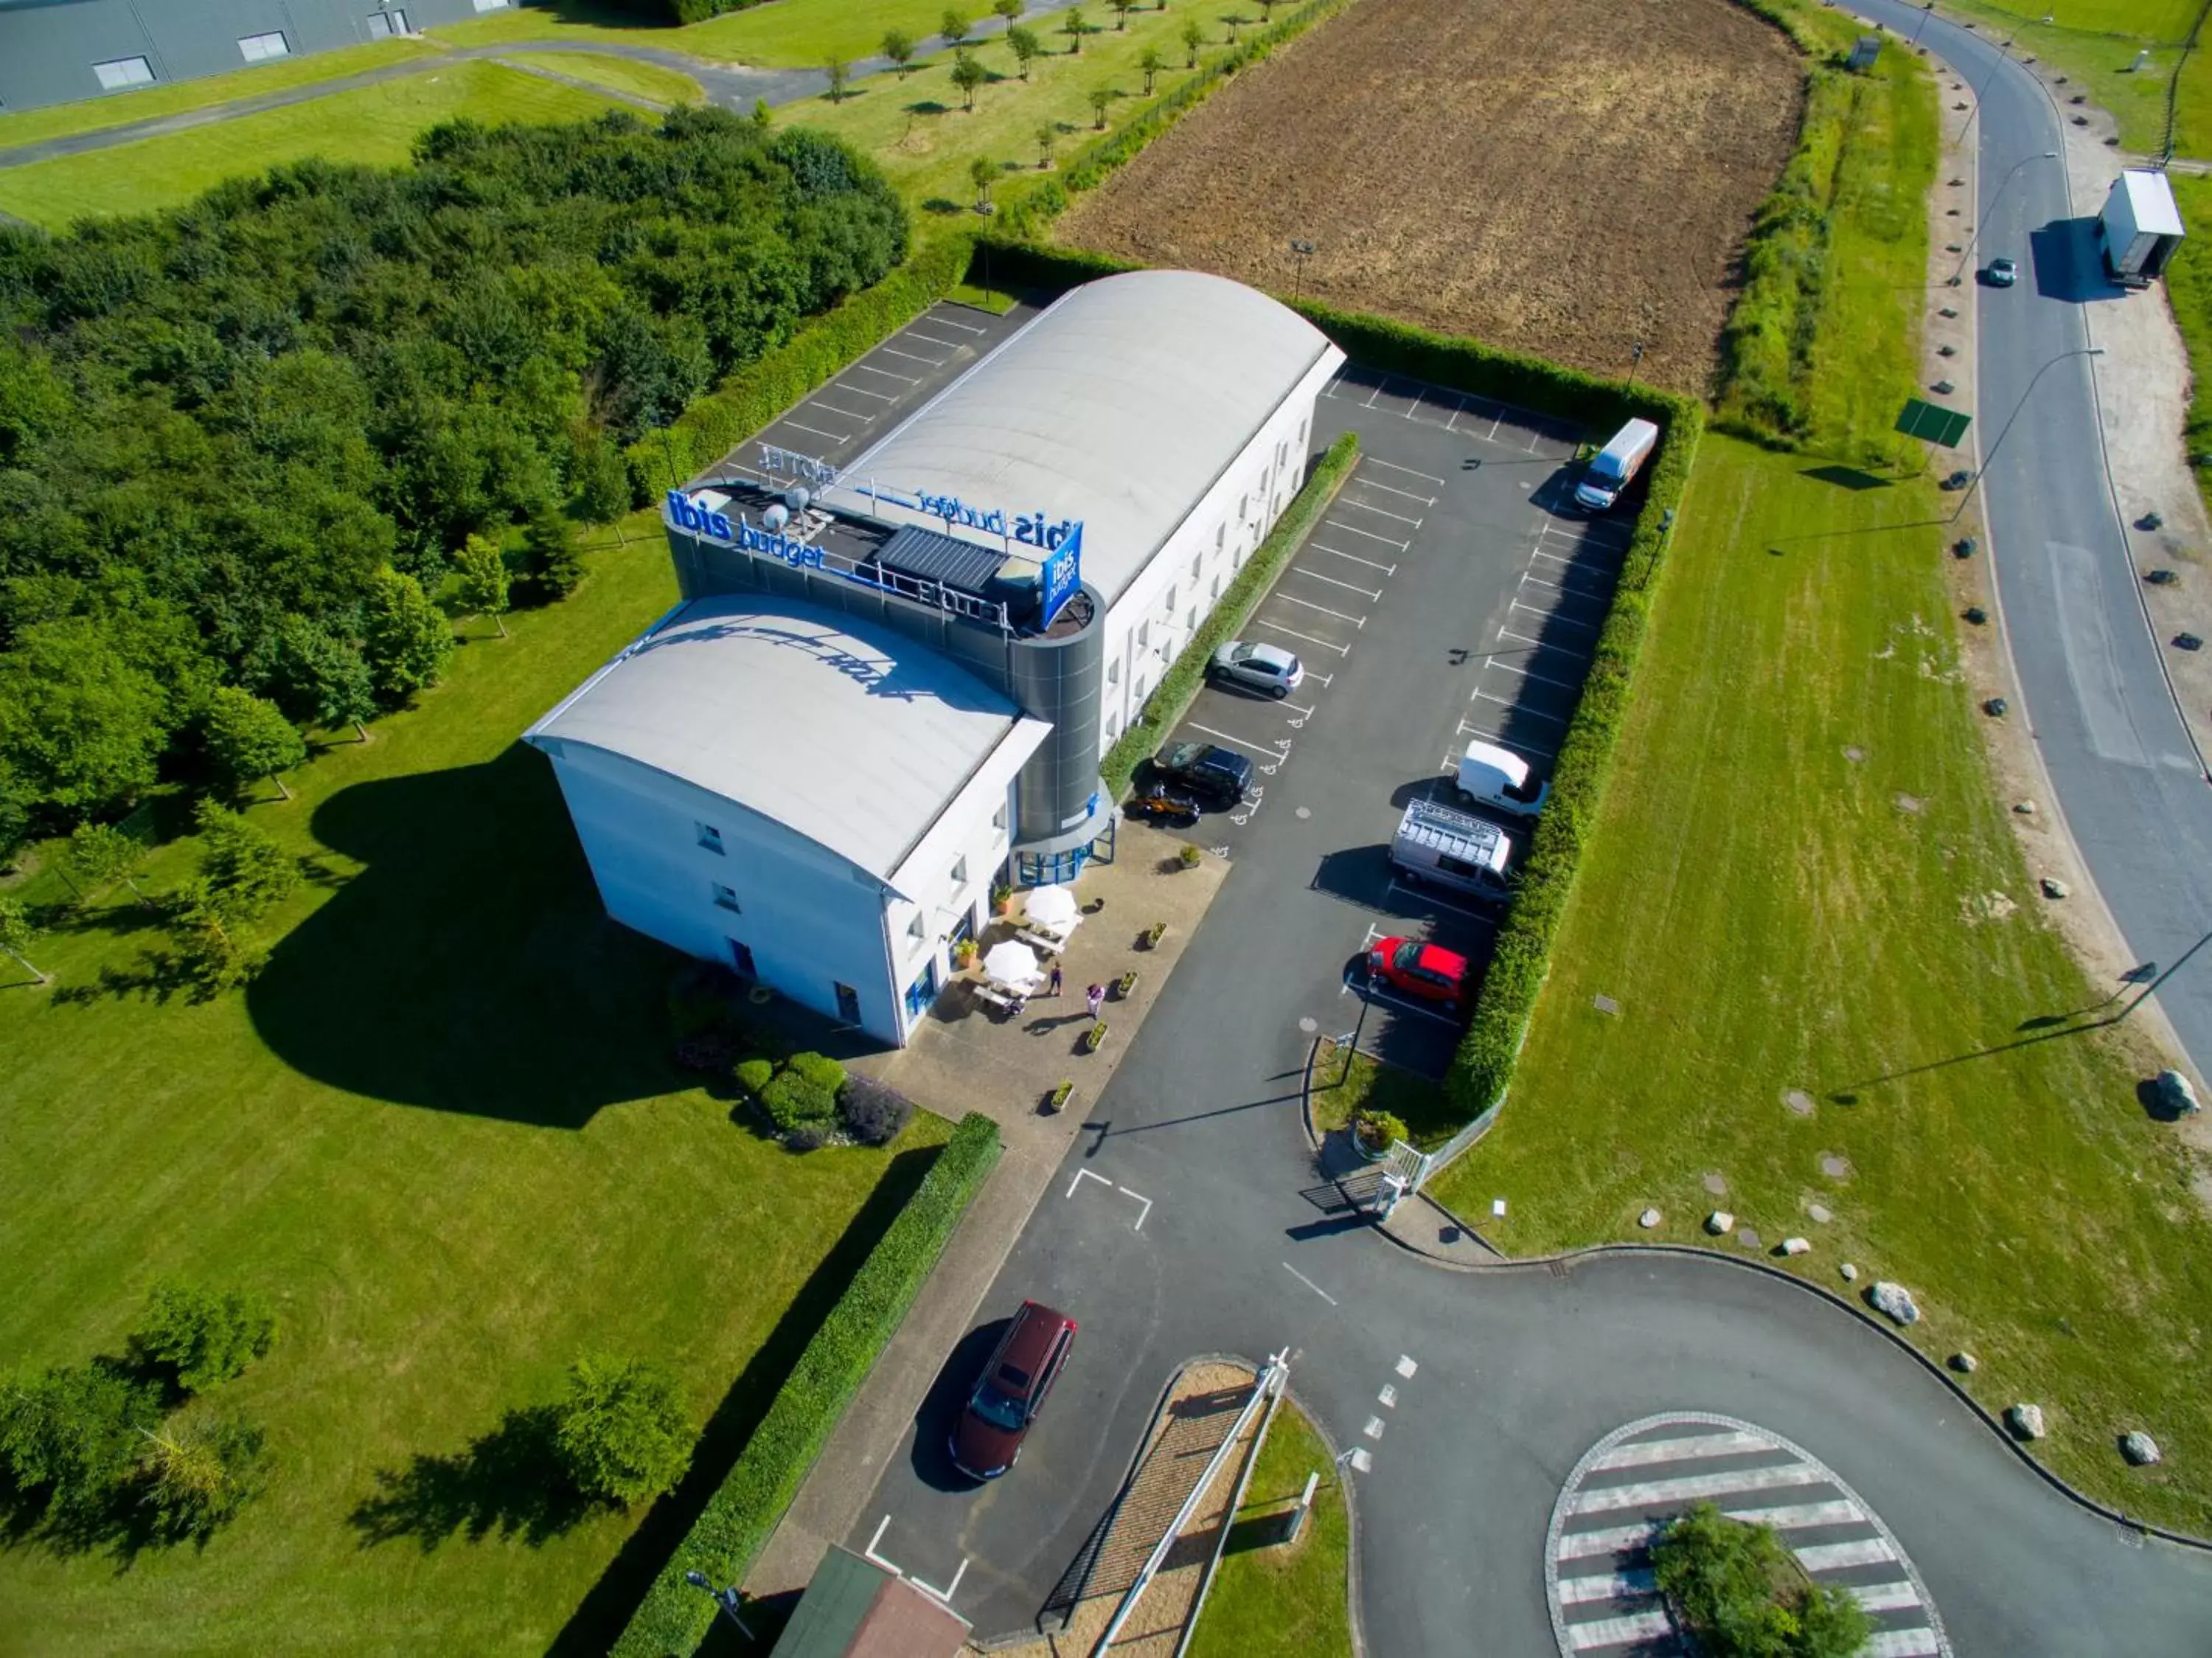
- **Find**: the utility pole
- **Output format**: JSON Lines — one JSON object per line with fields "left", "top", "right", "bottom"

{"left": 1950, "top": 150, "right": 2056, "bottom": 282}
{"left": 1288, "top": 237, "right": 1315, "bottom": 306}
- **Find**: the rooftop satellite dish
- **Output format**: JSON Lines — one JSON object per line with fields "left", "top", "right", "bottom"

{"left": 784, "top": 485, "right": 811, "bottom": 516}
{"left": 762, "top": 503, "right": 790, "bottom": 531}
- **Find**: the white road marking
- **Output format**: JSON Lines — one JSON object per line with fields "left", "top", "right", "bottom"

{"left": 1274, "top": 592, "right": 1366, "bottom": 626}
{"left": 1512, "top": 598, "right": 1601, "bottom": 632}
{"left": 908, "top": 1557, "right": 970, "bottom": 1603}
{"left": 1254, "top": 617, "right": 1351, "bottom": 653}
{"left": 877, "top": 345, "right": 946, "bottom": 366}
{"left": 1116, "top": 1184, "right": 1153, "bottom": 1231}
{"left": 1309, "top": 541, "right": 1397, "bottom": 574}
{"left": 836, "top": 382, "right": 899, "bottom": 401}
{"left": 929, "top": 312, "right": 988, "bottom": 333}
{"left": 1343, "top": 498, "right": 1422, "bottom": 526}
{"left": 1569, "top": 1463, "right": 1829, "bottom": 1514}
{"left": 1323, "top": 518, "right": 1410, "bottom": 548}
{"left": 778, "top": 419, "right": 850, "bottom": 443}
{"left": 1554, "top": 1522, "right": 1660, "bottom": 1560}
{"left": 1557, "top": 1568, "right": 1655, "bottom": 1605}
{"left": 1864, "top": 1631, "right": 1942, "bottom": 1657}
{"left": 1347, "top": 1447, "right": 1372, "bottom": 1473}
{"left": 1359, "top": 982, "right": 1465, "bottom": 1025}
{"left": 1363, "top": 379, "right": 1385, "bottom": 407}
{"left": 1277, "top": 698, "right": 1317, "bottom": 717}
{"left": 1187, "top": 720, "right": 1278, "bottom": 749}
{"left": 1486, "top": 657, "right": 1586, "bottom": 692}
{"left": 1497, "top": 628, "right": 1590, "bottom": 663}
{"left": 1377, "top": 1384, "right": 1398, "bottom": 1408}
{"left": 864, "top": 1513, "right": 895, "bottom": 1567}
{"left": 905, "top": 331, "right": 967, "bottom": 350}
{"left": 1354, "top": 477, "right": 1435, "bottom": 504}
{"left": 1067, "top": 1168, "right": 1110, "bottom": 1199}
{"left": 1282, "top": 1262, "right": 1338, "bottom": 1305}
{"left": 1795, "top": 1538, "right": 1899, "bottom": 1570}
{"left": 1457, "top": 718, "right": 1557, "bottom": 757}
{"left": 1565, "top": 1611, "right": 1672, "bottom": 1650}
{"left": 808, "top": 399, "right": 874, "bottom": 422}
{"left": 1591, "top": 1432, "right": 1768, "bottom": 1470}
{"left": 1395, "top": 1355, "right": 1418, "bottom": 1378}
{"left": 1723, "top": 1499, "right": 1864, "bottom": 1530}
{"left": 852, "top": 361, "right": 919, "bottom": 383}
{"left": 1363, "top": 1416, "right": 1386, "bottom": 1440}
{"left": 1852, "top": 1584, "right": 1926, "bottom": 1614}
{"left": 1520, "top": 570, "right": 1610, "bottom": 600}
{"left": 1366, "top": 456, "right": 1447, "bottom": 485}
{"left": 1386, "top": 878, "right": 1500, "bottom": 922}
{"left": 1471, "top": 688, "right": 1571, "bottom": 721}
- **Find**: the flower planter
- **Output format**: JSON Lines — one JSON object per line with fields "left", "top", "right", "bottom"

{"left": 1082, "top": 1021, "right": 1108, "bottom": 1054}
{"left": 1043, "top": 1081, "right": 1074, "bottom": 1114}
{"left": 1113, "top": 970, "right": 1138, "bottom": 1000}
{"left": 1139, "top": 922, "right": 1166, "bottom": 951}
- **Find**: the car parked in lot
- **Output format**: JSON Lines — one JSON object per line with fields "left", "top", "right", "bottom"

{"left": 1150, "top": 740, "right": 1254, "bottom": 808}
{"left": 1366, "top": 936, "right": 1476, "bottom": 1012}
{"left": 1208, "top": 640, "right": 1304, "bottom": 698}
{"left": 1124, "top": 783, "right": 1202, "bottom": 827}
{"left": 1985, "top": 256, "right": 2018, "bottom": 287}
{"left": 950, "top": 1300, "right": 1077, "bottom": 1481}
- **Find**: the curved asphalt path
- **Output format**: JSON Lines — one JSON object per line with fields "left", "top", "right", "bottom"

{"left": 1851, "top": 2, "right": 2212, "bottom": 1077}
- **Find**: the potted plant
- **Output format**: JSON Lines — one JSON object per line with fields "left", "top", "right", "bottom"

{"left": 953, "top": 937, "right": 978, "bottom": 969}
{"left": 1352, "top": 1108, "right": 1408, "bottom": 1162}
{"left": 1082, "top": 1021, "right": 1108, "bottom": 1054}
{"left": 991, "top": 881, "right": 1012, "bottom": 916}
{"left": 1140, "top": 921, "right": 1167, "bottom": 950}
{"left": 1113, "top": 969, "right": 1138, "bottom": 999}
{"left": 1178, "top": 843, "right": 1203, "bottom": 868}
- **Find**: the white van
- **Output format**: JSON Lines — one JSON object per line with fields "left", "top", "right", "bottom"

{"left": 1573, "top": 417, "right": 1659, "bottom": 512}
{"left": 1455, "top": 740, "right": 1548, "bottom": 819}
{"left": 1390, "top": 799, "right": 1512, "bottom": 901}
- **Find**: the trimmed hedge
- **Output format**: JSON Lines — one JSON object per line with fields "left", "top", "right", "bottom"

{"left": 625, "top": 232, "right": 975, "bottom": 499}
{"left": 611, "top": 1112, "right": 1002, "bottom": 1658}
{"left": 1099, "top": 431, "right": 1361, "bottom": 795}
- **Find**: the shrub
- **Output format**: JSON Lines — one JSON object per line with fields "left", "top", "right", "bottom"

{"left": 760, "top": 1067, "right": 837, "bottom": 1134}
{"left": 1178, "top": 842, "right": 1203, "bottom": 867}
{"left": 0, "top": 1362, "right": 163, "bottom": 1527}
{"left": 131, "top": 1281, "right": 276, "bottom": 1395}
{"left": 783, "top": 1120, "right": 833, "bottom": 1152}
{"left": 838, "top": 1075, "right": 915, "bottom": 1146}
{"left": 1652, "top": 1502, "right": 1873, "bottom": 1657}
{"left": 554, "top": 1356, "right": 693, "bottom": 1508}
{"left": 734, "top": 1057, "right": 774, "bottom": 1097}
{"left": 136, "top": 1409, "right": 268, "bottom": 1543}
{"left": 1353, "top": 1109, "right": 1408, "bottom": 1151}
{"left": 613, "top": 1114, "right": 1001, "bottom": 1657}
{"left": 787, "top": 1051, "right": 847, "bottom": 1095}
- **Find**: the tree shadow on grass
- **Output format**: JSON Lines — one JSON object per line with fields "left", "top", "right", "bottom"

{"left": 245, "top": 743, "right": 686, "bottom": 1125}
{"left": 349, "top": 1404, "right": 596, "bottom": 1551}
{"left": 543, "top": 1142, "right": 944, "bottom": 1658}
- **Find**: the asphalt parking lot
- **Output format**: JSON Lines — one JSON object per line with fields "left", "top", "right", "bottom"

{"left": 1152, "top": 361, "right": 1629, "bottom": 1077}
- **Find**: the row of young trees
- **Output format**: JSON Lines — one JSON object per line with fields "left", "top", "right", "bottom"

{"left": 0, "top": 108, "right": 908, "bottom": 846}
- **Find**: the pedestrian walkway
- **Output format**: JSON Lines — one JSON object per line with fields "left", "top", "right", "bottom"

{"left": 1545, "top": 1412, "right": 1950, "bottom": 1657}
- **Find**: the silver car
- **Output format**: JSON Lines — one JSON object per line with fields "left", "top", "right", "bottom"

{"left": 1208, "top": 640, "right": 1304, "bottom": 698}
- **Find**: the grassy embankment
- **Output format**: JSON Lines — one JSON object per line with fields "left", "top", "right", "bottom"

{"left": 0, "top": 507, "right": 955, "bottom": 1657}
{"left": 501, "top": 50, "right": 705, "bottom": 105}
{"left": 0, "top": 60, "right": 624, "bottom": 227}
{"left": 1930, "top": 0, "right": 2208, "bottom": 156}
{"left": 1432, "top": 0, "right": 2212, "bottom": 1535}
{"left": 1184, "top": 1401, "right": 1353, "bottom": 1658}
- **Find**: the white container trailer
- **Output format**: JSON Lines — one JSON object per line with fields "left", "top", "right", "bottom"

{"left": 2099, "top": 169, "right": 2185, "bottom": 286}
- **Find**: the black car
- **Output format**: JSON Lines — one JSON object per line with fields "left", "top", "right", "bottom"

{"left": 1150, "top": 740, "right": 1254, "bottom": 808}
{"left": 1125, "top": 783, "right": 1203, "bottom": 826}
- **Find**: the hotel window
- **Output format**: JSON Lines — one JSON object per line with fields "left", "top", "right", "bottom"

{"left": 950, "top": 855, "right": 968, "bottom": 888}
{"left": 835, "top": 982, "right": 861, "bottom": 1024}
{"left": 712, "top": 883, "right": 740, "bottom": 913}
{"left": 1214, "top": 524, "right": 1225, "bottom": 553}
{"left": 1162, "top": 585, "right": 1178, "bottom": 614}
{"left": 908, "top": 911, "right": 926, "bottom": 941}
{"left": 1190, "top": 552, "right": 1203, "bottom": 582}
{"left": 1107, "top": 658, "right": 1121, "bottom": 685}
{"left": 1138, "top": 621, "right": 1150, "bottom": 650}
{"left": 728, "top": 939, "right": 756, "bottom": 977}
{"left": 696, "top": 822, "right": 724, "bottom": 854}
{"left": 93, "top": 56, "right": 155, "bottom": 90}
{"left": 993, "top": 802, "right": 1008, "bottom": 839}
{"left": 1238, "top": 493, "right": 1249, "bottom": 522}
{"left": 1298, "top": 417, "right": 1308, "bottom": 448}
{"left": 1211, "top": 575, "right": 1222, "bottom": 600}
{"left": 237, "top": 31, "right": 289, "bottom": 62}
{"left": 1186, "top": 607, "right": 1197, "bottom": 631}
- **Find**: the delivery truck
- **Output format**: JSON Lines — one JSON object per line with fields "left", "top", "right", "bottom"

{"left": 2098, "top": 168, "right": 2185, "bottom": 287}
{"left": 1573, "top": 418, "right": 1660, "bottom": 512}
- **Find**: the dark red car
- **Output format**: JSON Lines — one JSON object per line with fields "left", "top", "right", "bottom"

{"left": 1367, "top": 936, "right": 1475, "bottom": 1011}
{"left": 950, "top": 1300, "right": 1077, "bottom": 1481}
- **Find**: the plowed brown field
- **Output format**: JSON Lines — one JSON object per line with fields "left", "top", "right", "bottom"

{"left": 1055, "top": 0, "right": 1806, "bottom": 394}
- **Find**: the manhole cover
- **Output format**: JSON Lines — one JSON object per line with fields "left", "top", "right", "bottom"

{"left": 1594, "top": 993, "right": 1619, "bottom": 1015}
{"left": 1820, "top": 1154, "right": 1852, "bottom": 1180}
{"left": 1702, "top": 1171, "right": 1728, "bottom": 1196}
{"left": 1298, "top": 1016, "right": 1317, "bottom": 1034}
{"left": 1738, "top": 1228, "right": 1763, "bottom": 1250}
{"left": 1783, "top": 1089, "right": 1816, "bottom": 1117}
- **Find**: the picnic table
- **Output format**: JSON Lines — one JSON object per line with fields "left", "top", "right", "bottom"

{"left": 1016, "top": 927, "right": 1068, "bottom": 957}
{"left": 973, "top": 980, "right": 1029, "bottom": 1014}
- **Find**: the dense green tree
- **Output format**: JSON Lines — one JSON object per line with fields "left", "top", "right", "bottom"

{"left": 940, "top": 7, "right": 972, "bottom": 45}
{"left": 824, "top": 56, "right": 852, "bottom": 102}
{"left": 66, "top": 820, "right": 152, "bottom": 908}
{"left": 362, "top": 569, "right": 452, "bottom": 702}
{"left": 568, "top": 431, "right": 633, "bottom": 527}
{"left": 136, "top": 1410, "right": 268, "bottom": 1543}
{"left": 130, "top": 1282, "right": 277, "bottom": 1396}
{"left": 0, "top": 619, "right": 167, "bottom": 823}
{"left": 203, "top": 687, "right": 307, "bottom": 801}
{"left": 971, "top": 155, "right": 998, "bottom": 212}
{"left": 1065, "top": 5, "right": 1088, "bottom": 49}
{"left": 882, "top": 27, "right": 917, "bottom": 76}
{"left": 992, "top": 0, "right": 1023, "bottom": 22}
{"left": 164, "top": 881, "right": 267, "bottom": 995}
{"left": 273, "top": 617, "right": 378, "bottom": 743}
{"left": 191, "top": 799, "right": 298, "bottom": 921}
{"left": 523, "top": 509, "right": 585, "bottom": 601}
{"left": 1652, "top": 1503, "right": 1873, "bottom": 1658}
{"left": 553, "top": 1356, "right": 692, "bottom": 1506}
{"left": 454, "top": 534, "right": 512, "bottom": 639}
{"left": 0, "top": 893, "right": 47, "bottom": 983}
{"left": 951, "top": 49, "right": 989, "bottom": 111}
{"left": 1009, "top": 24, "right": 1042, "bottom": 77}
{"left": 0, "top": 1363, "right": 162, "bottom": 1530}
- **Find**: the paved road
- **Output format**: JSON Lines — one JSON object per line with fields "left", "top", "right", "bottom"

{"left": 842, "top": 391, "right": 2212, "bottom": 1654}
{"left": 1851, "top": 1, "right": 2212, "bottom": 1081}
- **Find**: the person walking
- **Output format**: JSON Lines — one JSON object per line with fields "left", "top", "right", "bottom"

{"left": 1085, "top": 982, "right": 1105, "bottom": 1020}
{"left": 1048, "top": 963, "right": 1064, "bottom": 998}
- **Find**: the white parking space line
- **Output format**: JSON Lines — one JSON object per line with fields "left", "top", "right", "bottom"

{"left": 1366, "top": 457, "right": 1447, "bottom": 485}
{"left": 808, "top": 398, "right": 874, "bottom": 421}
{"left": 852, "top": 361, "right": 919, "bottom": 383}
{"left": 1486, "top": 656, "right": 1587, "bottom": 693}
{"left": 877, "top": 345, "right": 945, "bottom": 367}
{"left": 1488, "top": 408, "right": 1504, "bottom": 440}
{"left": 1293, "top": 566, "right": 1382, "bottom": 600}
{"left": 1282, "top": 1262, "right": 1338, "bottom": 1305}
{"left": 1310, "top": 541, "right": 1397, "bottom": 574}
{"left": 864, "top": 1514, "right": 895, "bottom": 1567}
{"left": 929, "top": 312, "right": 989, "bottom": 333}
{"left": 1364, "top": 380, "right": 1385, "bottom": 407}
{"left": 1354, "top": 477, "right": 1436, "bottom": 504}
{"left": 1531, "top": 546, "right": 1618, "bottom": 572}
{"left": 1187, "top": 720, "right": 1280, "bottom": 750}
{"left": 1458, "top": 721, "right": 1556, "bottom": 759}
{"left": 1387, "top": 878, "right": 1500, "bottom": 923}
{"left": 909, "top": 1558, "right": 970, "bottom": 1604}
{"left": 778, "top": 418, "right": 851, "bottom": 443}
{"left": 1254, "top": 617, "right": 1351, "bottom": 654}
{"left": 1067, "top": 1168, "right": 1110, "bottom": 1199}
{"left": 1324, "top": 519, "right": 1409, "bottom": 548}
{"left": 1274, "top": 592, "right": 1367, "bottom": 626}
{"left": 905, "top": 332, "right": 967, "bottom": 350}
{"left": 1512, "top": 598, "right": 1601, "bottom": 632}
{"left": 1472, "top": 688, "right": 1571, "bottom": 721}
{"left": 1117, "top": 1184, "right": 1154, "bottom": 1231}
{"left": 1520, "top": 570, "right": 1610, "bottom": 599}
{"left": 837, "top": 383, "right": 900, "bottom": 402}
{"left": 1278, "top": 699, "right": 1316, "bottom": 717}
{"left": 1498, "top": 627, "right": 1590, "bottom": 660}
{"left": 1444, "top": 394, "right": 1465, "bottom": 433}
{"left": 1343, "top": 498, "right": 1422, "bottom": 527}
{"left": 1360, "top": 983, "right": 1465, "bottom": 1025}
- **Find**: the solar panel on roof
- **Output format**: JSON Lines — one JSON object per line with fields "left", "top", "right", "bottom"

{"left": 872, "top": 525, "right": 1007, "bottom": 595}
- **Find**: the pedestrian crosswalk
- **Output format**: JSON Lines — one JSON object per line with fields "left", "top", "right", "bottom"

{"left": 1545, "top": 1412, "right": 1950, "bottom": 1657}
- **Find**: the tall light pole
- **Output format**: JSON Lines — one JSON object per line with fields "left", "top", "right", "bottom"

{"left": 1626, "top": 339, "right": 1646, "bottom": 389}
{"left": 1956, "top": 32, "right": 2016, "bottom": 146}
{"left": 1952, "top": 344, "right": 2104, "bottom": 520}
{"left": 1288, "top": 237, "right": 1315, "bottom": 306}
{"left": 1950, "top": 150, "right": 2057, "bottom": 282}
{"left": 1910, "top": 0, "right": 1935, "bottom": 45}
{"left": 684, "top": 1570, "right": 756, "bottom": 1639}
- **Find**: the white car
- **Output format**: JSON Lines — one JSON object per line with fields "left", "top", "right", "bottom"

{"left": 1209, "top": 640, "right": 1304, "bottom": 698}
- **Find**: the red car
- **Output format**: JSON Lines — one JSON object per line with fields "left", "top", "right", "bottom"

{"left": 950, "top": 1300, "right": 1077, "bottom": 1481}
{"left": 1367, "top": 937, "right": 1475, "bottom": 1010}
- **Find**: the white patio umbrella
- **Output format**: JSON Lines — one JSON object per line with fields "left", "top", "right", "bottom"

{"left": 1026, "top": 884, "right": 1080, "bottom": 930}
{"left": 981, "top": 940, "right": 1041, "bottom": 988}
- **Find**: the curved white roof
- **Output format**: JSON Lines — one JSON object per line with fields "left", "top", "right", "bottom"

{"left": 823, "top": 270, "right": 1340, "bottom": 605}
{"left": 526, "top": 594, "right": 1048, "bottom": 884}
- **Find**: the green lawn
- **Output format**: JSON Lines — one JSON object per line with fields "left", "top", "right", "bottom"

{"left": 1429, "top": 437, "right": 2212, "bottom": 1533}
{"left": 2163, "top": 172, "right": 2212, "bottom": 509}
{"left": 0, "top": 511, "right": 954, "bottom": 1657}
{"left": 0, "top": 61, "right": 622, "bottom": 228}
{"left": 1930, "top": 0, "right": 2211, "bottom": 155}
{"left": 0, "top": 38, "right": 438, "bottom": 153}
{"left": 773, "top": 0, "right": 1257, "bottom": 216}
{"left": 1308, "top": 1038, "right": 1455, "bottom": 1151}
{"left": 501, "top": 49, "right": 705, "bottom": 105}
{"left": 1184, "top": 1399, "right": 1352, "bottom": 1658}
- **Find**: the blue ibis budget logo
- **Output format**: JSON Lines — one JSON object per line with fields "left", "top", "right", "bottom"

{"left": 665, "top": 490, "right": 824, "bottom": 569}
{"left": 1039, "top": 521, "right": 1082, "bottom": 626}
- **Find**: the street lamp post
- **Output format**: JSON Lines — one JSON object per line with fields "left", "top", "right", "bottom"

{"left": 1288, "top": 238, "right": 1315, "bottom": 306}
{"left": 1950, "top": 150, "right": 2057, "bottom": 282}
{"left": 1956, "top": 32, "right": 2016, "bottom": 146}
{"left": 1910, "top": 0, "right": 1935, "bottom": 45}
{"left": 684, "top": 1570, "right": 757, "bottom": 1640}
{"left": 1951, "top": 344, "right": 2105, "bottom": 520}
{"left": 1627, "top": 339, "right": 1646, "bottom": 389}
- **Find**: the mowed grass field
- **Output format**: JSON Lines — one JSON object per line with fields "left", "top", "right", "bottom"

{"left": 0, "top": 513, "right": 954, "bottom": 1657}
{"left": 1935, "top": 0, "right": 2212, "bottom": 154}
{"left": 1429, "top": 437, "right": 2212, "bottom": 1533}
{"left": 0, "top": 61, "right": 622, "bottom": 228}
{"left": 501, "top": 49, "right": 705, "bottom": 105}
{"left": 1183, "top": 1401, "right": 1352, "bottom": 1658}
{"left": 430, "top": 0, "right": 1057, "bottom": 71}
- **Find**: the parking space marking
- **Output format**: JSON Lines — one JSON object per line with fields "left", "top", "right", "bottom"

{"left": 1275, "top": 592, "right": 1368, "bottom": 627}
{"left": 1355, "top": 477, "right": 1436, "bottom": 504}
{"left": 852, "top": 361, "right": 919, "bottom": 384}
{"left": 1187, "top": 719, "right": 1284, "bottom": 752}
{"left": 1498, "top": 628, "right": 1590, "bottom": 661}
{"left": 1366, "top": 457, "right": 1447, "bottom": 485}
{"left": 930, "top": 312, "right": 989, "bottom": 333}
{"left": 1254, "top": 617, "right": 1351, "bottom": 654}
{"left": 1067, "top": 1167, "right": 1154, "bottom": 1231}
{"left": 1293, "top": 566, "right": 1382, "bottom": 600}
{"left": 1458, "top": 720, "right": 1557, "bottom": 759}
{"left": 1529, "top": 549, "right": 1621, "bottom": 585}
{"left": 1310, "top": 541, "right": 1397, "bottom": 574}
{"left": 1364, "top": 380, "right": 1385, "bottom": 407}
{"left": 1486, "top": 656, "right": 1587, "bottom": 692}
{"left": 877, "top": 345, "right": 946, "bottom": 367}
{"left": 1323, "top": 519, "right": 1410, "bottom": 548}
{"left": 1511, "top": 598, "right": 1601, "bottom": 632}
{"left": 905, "top": 332, "right": 967, "bottom": 350}
{"left": 1067, "top": 1168, "right": 1110, "bottom": 1199}
{"left": 808, "top": 398, "right": 874, "bottom": 422}
{"left": 1387, "top": 878, "right": 1503, "bottom": 923}
{"left": 910, "top": 1559, "right": 970, "bottom": 1604}
{"left": 837, "top": 382, "right": 900, "bottom": 402}
{"left": 1277, "top": 698, "right": 1317, "bottom": 717}
{"left": 1520, "top": 570, "right": 1610, "bottom": 599}
{"left": 1283, "top": 1263, "right": 1338, "bottom": 1305}
{"left": 777, "top": 418, "right": 850, "bottom": 443}
{"left": 1397, "top": 1354, "right": 1419, "bottom": 1378}
{"left": 1117, "top": 1185, "right": 1154, "bottom": 1232}
{"left": 1472, "top": 687, "right": 1571, "bottom": 721}
{"left": 1343, "top": 499, "right": 1422, "bottom": 527}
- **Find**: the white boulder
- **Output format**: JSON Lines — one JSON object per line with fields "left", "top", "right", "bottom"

{"left": 1868, "top": 1280, "right": 1920, "bottom": 1325}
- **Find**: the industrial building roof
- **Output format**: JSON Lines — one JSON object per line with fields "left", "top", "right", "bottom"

{"left": 820, "top": 270, "right": 1342, "bottom": 606}
{"left": 526, "top": 594, "right": 1047, "bottom": 884}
